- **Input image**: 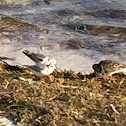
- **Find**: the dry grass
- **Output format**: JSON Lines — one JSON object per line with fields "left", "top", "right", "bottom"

{"left": 0, "top": 62, "right": 126, "bottom": 126}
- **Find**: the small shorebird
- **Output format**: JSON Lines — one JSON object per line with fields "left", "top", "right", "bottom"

{"left": 23, "top": 50, "right": 57, "bottom": 76}
{"left": 92, "top": 60, "right": 126, "bottom": 76}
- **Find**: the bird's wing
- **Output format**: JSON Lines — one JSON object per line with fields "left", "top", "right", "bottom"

{"left": 23, "top": 50, "right": 46, "bottom": 62}
{"left": 24, "top": 65, "right": 42, "bottom": 72}
{"left": 99, "top": 60, "right": 126, "bottom": 73}
{"left": 99, "top": 60, "right": 118, "bottom": 72}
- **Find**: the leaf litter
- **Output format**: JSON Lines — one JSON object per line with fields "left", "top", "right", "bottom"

{"left": 0, "top": 62, "right": 126, "bottom": 126}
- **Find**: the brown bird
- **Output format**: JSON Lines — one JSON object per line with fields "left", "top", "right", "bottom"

{"left": 92, "top": 60, "right": 126, "bottom": 76}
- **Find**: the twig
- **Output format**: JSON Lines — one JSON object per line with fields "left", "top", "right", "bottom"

{"left": 19, "top": 77, "right": 38, "bottom": 84}
{"left": 59, "top": 85, "right": 79, "bottom": 89}
{"left": 110, "top": 104, "right": 120, "bottom": 115}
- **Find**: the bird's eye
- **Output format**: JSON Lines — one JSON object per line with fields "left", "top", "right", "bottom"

{"left": 39, "top": 58, "right": 43, "bottom": 61}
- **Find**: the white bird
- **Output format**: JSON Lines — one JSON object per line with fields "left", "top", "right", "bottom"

{"left": 23, "top": 50, "right": 57, "bottom": 76}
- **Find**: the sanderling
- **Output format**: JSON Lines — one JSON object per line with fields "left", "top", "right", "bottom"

{"left": 92, "top": 60, "right": 126, "bottom": 76}
{"left": 23, "top": 50, "right": 57, "bottom": 76}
